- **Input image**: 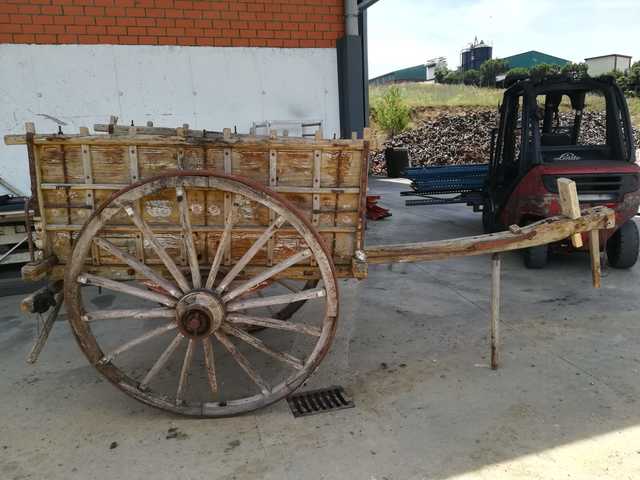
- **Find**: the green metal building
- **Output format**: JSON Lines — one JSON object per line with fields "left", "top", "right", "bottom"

{"left": 368, "top": 64, "right": 427, "bottom": 86}
{"left": 502, "top": 50, "right": 570, "bottom": 69}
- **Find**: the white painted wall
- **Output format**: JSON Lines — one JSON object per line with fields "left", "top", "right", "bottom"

{"left": 0, "top": 44, "right": 341, "bottom": 195}
{"left": 586, "top": 55, "right": 632, "bottom": 76}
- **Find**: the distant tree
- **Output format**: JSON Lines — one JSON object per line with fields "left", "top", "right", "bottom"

{"left": 372, "top": 86, "right": 410, "bottom": 137}
{"left": 627, "top": 61, "right": 640, "bottom": 94}
{"left": 529, "top": 63, "right": 562, "bottom": 82}
{"left": 462, "top": 69, "right": 481, "bottom": 86}
{"left": 479, "top": 59, "right": 508, "bottom": 87}
{"left": 561, "top": 62, "right": 589, "bottom": 80}
{"left": 504, "top": 67, "right": 530, "bottom": 86}
{"left": 604, "top": 69, "right": 630, "bottom": 91}
{"left": 443, "top": 70, "right": 463, "bottom": 84}
{"left": 434, "top": 66, "right": 449, "bottom": 84}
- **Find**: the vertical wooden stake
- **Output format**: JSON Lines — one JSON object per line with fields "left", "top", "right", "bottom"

{"left": 589, "top": 229, "right": 601, "bottom": 288}
{"left": 557, "top": 178, "right": 583, "bottom": 248}
{"left": 490, "top": 253, "right": 501, "bottom": 370}
{"left": 26, "top": 293, "right": 63, "bottom": 364}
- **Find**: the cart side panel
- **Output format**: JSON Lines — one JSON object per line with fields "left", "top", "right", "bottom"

{"left": 27, "top": 131, "right": 368, "bottom": 281}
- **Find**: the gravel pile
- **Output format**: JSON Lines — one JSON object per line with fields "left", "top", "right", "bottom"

{"left": 370, "top": 109, "right": 640, "bottom": 175}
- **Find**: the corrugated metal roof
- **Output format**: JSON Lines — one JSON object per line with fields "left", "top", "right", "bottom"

{"left": 502, "top": 50, "right": 570, "bottom": 69}
{"left": 369, "top": 64, "right": 427, "bottom": 85}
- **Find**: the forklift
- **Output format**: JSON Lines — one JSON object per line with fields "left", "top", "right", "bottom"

{"left": 403, "top": 76, "right": 640, "bottom": 268}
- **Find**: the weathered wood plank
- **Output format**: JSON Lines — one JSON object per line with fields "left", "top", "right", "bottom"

{"left": 365, "top": 207, "right": 614, "bottom": 264}
{"left": 557, "top": 177, "right": 583, "bottom": 248}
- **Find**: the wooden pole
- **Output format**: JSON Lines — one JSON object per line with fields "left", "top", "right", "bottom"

{"left": 557, "top": 178, "right": 583, "bottom": 248}
{"left": 26, "top": 293, "right": 63, "bottom": 364}
{"left": 490, "top": 253, "right": 501, "bottom": 370}
{"left": 589, "top": 229, "right": 601, "bottom": 288}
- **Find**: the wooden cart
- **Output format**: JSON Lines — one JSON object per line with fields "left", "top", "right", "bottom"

{"left": 5, "top": 122, "right": 613, "bottom": 417}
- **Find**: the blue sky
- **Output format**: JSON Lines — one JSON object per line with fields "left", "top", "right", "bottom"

{"left": 366, "top": 0, "right": 640, "bottom": 78}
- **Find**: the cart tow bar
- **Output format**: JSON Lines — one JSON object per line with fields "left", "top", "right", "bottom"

{"left": 362, "top": 179, "right": 614, "bottom": 370}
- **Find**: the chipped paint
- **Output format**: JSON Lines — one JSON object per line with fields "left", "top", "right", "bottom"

{"left": 145, "top": 200, "right": 173, "bottom": 218}
{"left": 207, "top": 204, "right": 221, "bottom": 217}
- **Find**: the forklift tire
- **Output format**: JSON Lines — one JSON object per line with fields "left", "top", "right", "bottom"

{"left": 523, "top": 245, "right": 549, "bottom": 269}
{"left": 606, "top": 220, "right": 639, "bottom": 269}
{"left": 482, "top": 199, "right": 498, "bottom": 233}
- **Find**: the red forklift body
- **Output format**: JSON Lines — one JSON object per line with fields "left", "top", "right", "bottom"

{"left": 500, "top": 162, "right": 640, "bottom": 247}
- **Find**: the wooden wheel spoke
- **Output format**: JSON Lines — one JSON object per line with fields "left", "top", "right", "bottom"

{"left": 176, "top": 186, "right": 201, "bottom": 289}
{"left": 214, "top": 331, "right": 271, "bottom": 395}
{"left": 205, "top": 198, "right": 238, "bottom": 290}
{"left": 100, "top": 322, "right": 177, "bottom": 364}
{"left": 227, "top": 288, "right": 326, "bottom": 312}
{"left": 203, "top": 337, "right": 218, "bottom": 395}
{"left": 223, "top": 249, "right": 312, "bottom": 303}
{"left": 256, "top": 290, "right": 276, "bottom": 316}
{"left": 227, "top": 314, "right": 322, "bottom": 337}
{"left": 215, "top": 215, "right": 286, "bottom": 294}
{"left": 93, "top": 237, "right": 182, "bottom": 298}
{"left": 222, "top": 324, "right": 304, "bottom": 370}
{"left": 140, "top": 334, "right": 183, "bottom": 390}
{"left": 122, "top": 204, "right": 191, "bottom": 293}
{"left": 82, "top": 307, "right": 175, "bottom": 322}
{"left": 77, "top": 273, "right": 177, "bottom": 308}
{"left": 176, "top": 338, "right": 195, "bottom": 405}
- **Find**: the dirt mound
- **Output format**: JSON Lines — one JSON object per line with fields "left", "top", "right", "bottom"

{"left": 370, "top": 109, "right": 640, "bottom": 175}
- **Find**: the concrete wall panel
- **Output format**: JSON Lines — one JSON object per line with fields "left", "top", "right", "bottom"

{"left": 0, "top": 44, "right": 340, "bottom": 194}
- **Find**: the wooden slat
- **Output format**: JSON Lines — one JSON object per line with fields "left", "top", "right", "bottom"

{"left": 267, "top": 148, "right": 277, "bottom": 266}
{"left": 128, "top": 145, "right": 139, "bottom": 182}
{"left": 312, "top": 149, "right": 321, "bottom": 227}
{"left": 557, "top": 177, "right": 583, "bottom": 248}
{"left": 39, "top": 183, "right": 361, "bottom": 195}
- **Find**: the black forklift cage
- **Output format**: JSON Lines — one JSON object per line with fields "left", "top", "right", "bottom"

{"left": 487, "top": 76, "right": 636, "bottom": 214}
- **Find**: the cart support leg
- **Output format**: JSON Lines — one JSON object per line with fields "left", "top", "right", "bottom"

{"left": 589, "top": 230, "right": 601, "bottom": 289}
{"left": 27, "top": 293, "right": 63, "bottom": 364}
{"left": 490, "top": 253, "right": 501, "bottom": 370}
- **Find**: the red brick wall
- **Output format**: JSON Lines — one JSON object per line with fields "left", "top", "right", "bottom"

{"left": 0, "top": 0, "right": 344, "bottom": 47}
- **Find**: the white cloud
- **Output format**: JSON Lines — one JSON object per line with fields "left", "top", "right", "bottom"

{"left": 366, "top": 0, "right": 640, "bottom": 78}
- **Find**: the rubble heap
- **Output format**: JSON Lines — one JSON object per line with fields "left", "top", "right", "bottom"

{"left": 370, "top": 109, "right": 640, "bottom": 175}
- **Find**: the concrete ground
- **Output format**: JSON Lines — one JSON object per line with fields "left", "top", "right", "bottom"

{"left": 2, "top": 177, "right": 640, "bottom": 480}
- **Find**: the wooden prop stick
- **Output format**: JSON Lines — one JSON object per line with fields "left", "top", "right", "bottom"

{"left": 26, "top": 293, "right": 63, "bottom": 364}
{"left": 557, "top": 178, "right": 583, "bottom": 248}
{"left": 589, "top": 230, "right": 601, "bottom": 288}
{"left": 490, "top": 253, "right": 501, "bottom": 370}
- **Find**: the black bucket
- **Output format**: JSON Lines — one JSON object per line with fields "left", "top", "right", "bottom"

{"left": 385, "top": 147, "right": 409, "bottom": 178}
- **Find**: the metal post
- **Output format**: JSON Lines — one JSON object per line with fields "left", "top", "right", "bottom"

{"left": 490, "top": 253, "right": 501, "bottom": 370}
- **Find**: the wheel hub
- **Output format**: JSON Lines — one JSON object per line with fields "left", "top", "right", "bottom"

{"left": 176, "top": 291, "right": 225, "bottom": 339}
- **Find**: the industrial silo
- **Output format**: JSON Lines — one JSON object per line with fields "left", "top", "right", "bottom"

{"left": 461, "top": 38, "right": 493, "bottom": 71}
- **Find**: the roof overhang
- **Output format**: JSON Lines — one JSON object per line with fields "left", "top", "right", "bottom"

{"left": 358, "top": 0, "right": 382, "bottom": 9}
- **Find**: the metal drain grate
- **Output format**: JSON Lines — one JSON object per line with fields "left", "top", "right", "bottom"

{"left": 287, "top": 385, "right": 354, "bottom": 417}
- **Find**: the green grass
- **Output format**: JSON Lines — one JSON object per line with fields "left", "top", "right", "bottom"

{"left": 370, "top": 83, "right": 503, "bottom": 109}
{"left": 369, "top": 83, "right": 640, "bottom": 127}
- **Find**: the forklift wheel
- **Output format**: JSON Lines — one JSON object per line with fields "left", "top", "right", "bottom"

{"left": 606, "top": 220, "right": 639, "bottom": 269}
{"left": 523, "top": 245, "right": 549, "bottom": 269}
{"left": 482, "top": 199, "right": 498, "bottom": 233}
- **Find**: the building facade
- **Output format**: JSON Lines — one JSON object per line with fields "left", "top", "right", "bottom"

{"left": 1, "top": 0, "right": 371, "bottom": 194}
{"left": 585, "top": 54, "right": 632, "bottom": 76}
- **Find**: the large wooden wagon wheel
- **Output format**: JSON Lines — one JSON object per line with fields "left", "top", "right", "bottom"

{"left": 64, "top": 171, "right": 338, "bottom": 417}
